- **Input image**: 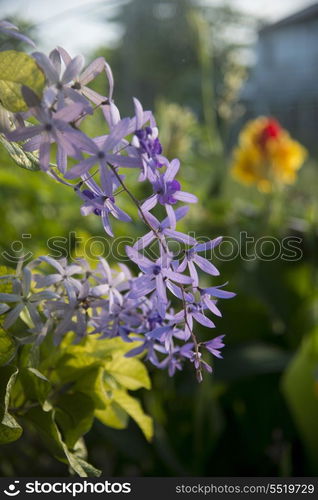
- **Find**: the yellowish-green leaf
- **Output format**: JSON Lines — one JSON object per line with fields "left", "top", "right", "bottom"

{"left": 55, "top": 393, "right": 95, "bottom": 449}
{"left": 75, "top": 366, "right": 109, "bottom": 409}
{"left": 112, "top": 389, "right": 153, "bottom": 441}
{"left": 0, "top": 133, "right": 40, "bottom": 171}
{"left": 104, "top": 353, "right": 151, "bottom": 391}
{"left": 53, "top": 352, "right": 101, "bottom": 384}
{"left": 95, "top": 401, "right": 129, "bottom": 429}
{"left": 65, "top": 334, "right": 143, "bottom": 359}
{"left": 0, "top": 327, "right": 16, "bottom": 366}
{"left": 0, "top": 51, "right": 45, "bottom": 112}
{"left": 0, "top": 266, "right": 14, "bottom": 293}
{"left": 0, "top": 411, "right": 22, "bottom": 444}
{"left": 25, "top": 407, "right": 101, "bottom": 477}
{"left": 19, "top": 367, "right": 51, "bottom": 405}
{"left": 0, "top": 366, "right": 22, "bottom": 444}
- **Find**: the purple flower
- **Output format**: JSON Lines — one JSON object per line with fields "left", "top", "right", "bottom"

{"left": 147, "top": 323, "right": 188, "bottom": 352}
{"left": 103, "top": 99, "right": 152, "bottom": 136}
{"left": 64, "top": 118, "right": 140, "bottom": 180}
{"left": 77, "top": 173, "right": 131, "bottom": 237}
{"left": 92, "top": 258, "right": 130, "bottom": 310}
{"left": 134, "top": 206, "right": 195, "bottom": 250}
{"left": 33, "top": 256, "right": 83, "bottom": 303}
{"left": 177, "top": 237, "right": 222, "bottom": 287}
{"left": 202, "top": 283, "right": 236, "bottom": 300}
{"left": 6, "top": 102, "right": 86, "bottom": 172}
{"left": 203, "top": 335, "right": 225, "bottom": 358}
{"left": 132, "top": 126, "right": 162, "bottom": 160}
{"left": 0, "top": 267, "right": 58, "bottom": 330}
{"left": 198, "top": 283, "right": 236, "bottom": 316}
{"left": 174, "top": 301, "right": 216, "bottom": 340}
{"left": 92, "top": 295, "right": 144, "bottom": 342}
{"left": 44, "top": 277, "right": 107, "bottom": 343}
{"left": 0, "top": 39, "right": 237, "bottom": 380}
{"left": 126, "top": 246, "right": 192, "bottom": 317}
{"left": 141, "top": 159, "right": 198, "bottom": 228}
{"left": 130, "top": 98, "right": 168, "bottom": 180}
{"left": 125, "top": 336, "right": 161, "bottom": 368}
{"left": 57, "top": 47, "right": 111, "bottom": 105}
{"left": 32, "top": 50, "right": 92, "bottom": 110}
{"left": 46, "top": 299, "right": 86, "bottom": 342}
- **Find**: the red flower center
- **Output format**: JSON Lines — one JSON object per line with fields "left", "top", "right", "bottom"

{"left": 258, "top": 119, "right": 281, "bottom": 149}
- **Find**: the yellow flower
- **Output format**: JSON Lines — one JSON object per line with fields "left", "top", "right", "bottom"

{"left": 231, "top": 117, "right": 307, "bottom": 192}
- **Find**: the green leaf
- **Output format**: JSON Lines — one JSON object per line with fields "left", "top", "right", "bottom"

{"left": 0, "top": 327, "right": 16, "bottom": 366}
{"left": 74, "top": 366, "right": 109, "bottom": 409}
{"left": 25, "top": 406, "right": 67, "bottom": 460}
{"left": 0, "top": 366, "right": 18, "bottom": 420}
{"left": 0, "top": 266, "right": 14, "bottom": 293}
{"left": 95, "top": 400, "right": 129, "bottom": 430}
{"left": 104, "top": 353, "right": 151, "bottom": 391}
{"left": 112, "top": 389, "right": 153, "bottom": 441}
{"left": 282, "top": 328, "right": 318, "bottom": 471}
{"left": 25, "top": 407, "right": 101, "bottom": 477}
{"left": 67, "top": 437, "right": 101, "bottom": 477}
{"left": 70, "top": 455, "right": 102, "bottom": 477}
{"left": 38, "top": 334, "right": 153, "bottom": 443}
{"left": 0, "top": 51, "right": 45, "bottom": 112}
{"left": 0, "top": 134, "right": 40, "bottom": 171}
{"left": 0, "top": 366, "right": 22, "bottom": 444}
{"left": 0, "top": 411, "right": 22, "bottom": 443}
{"left": 0, "top": 267, "right": 17, "bottom": 366}
{"left": 54, "top": 352, "right": 101, "bottom": 384}
{"left": 19, "top": 367, "right": 51, "bottom": 405}
{"left": 55, "top": 393, "right": 95, "bottom": 449}
{"left": 69, "top": 334, "right": 144, "bottom": 359}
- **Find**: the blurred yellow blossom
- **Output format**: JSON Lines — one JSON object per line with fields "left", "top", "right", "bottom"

{"left": 231, "top": 117, "right": 307, "bottom": 192}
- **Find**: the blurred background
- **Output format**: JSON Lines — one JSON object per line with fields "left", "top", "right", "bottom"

{"left": 0, "top": 0, "right": 318, "bottom": 477}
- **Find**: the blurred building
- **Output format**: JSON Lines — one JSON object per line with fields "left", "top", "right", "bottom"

{"left": 239, "top": 3, "right": 318, "bottom": 152}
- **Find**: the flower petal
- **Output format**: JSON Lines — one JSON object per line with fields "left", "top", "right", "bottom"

{"left": 102, "top": 211, "right": 114, "bottom": 237}
{"left": 62, "top": 55, "right": 84, "bottom": 84}
{"left": 204, "top": 285, "right": 236, "bottom": 299}
{"left": 203, "top": 297, "right": 222, "bottom": 317}
{"left": 65, "top": 157, "right": 96, "bottom": 179}
{"left": 141, "top": 194, "right": 158, "bottom": 212}
{"left": 7, "top": 125, "right": 43, "bottom": 142}
{"left": 193, "top": 255, "right": 219, "bottom": 276}
{"left": 173, "top": 191, "right": 198, "bottom": 203}
{"left": 102, "top": 118, "right": 130, "bottom": 152}
{"left": 164, "top": 158, "right": 180, "bottom": 182}
{"left": 165, "top": 203, "right": 176, "bottom": 230}
{"left": 0, "top": 293, "right": 21, "bottom": 302}
{"left": 133, "top": 97, "right": 144, "bottom": 130}
{"left": 133, "top": 231, "right": 155, "bottom": 250}
{"left": 125, "top": 246, "right": 154, "bottom": 270}
{"left": 32, "top": 51, "right": 59, "bottom": 83}
{"left": 4, "top": 303, "right": 24, "bottom": 328}
{"left": 188, "top": 260, "right": 199, "bottom": 287}
{"left": 164, "top": 228, "right": 196, "bottom": 245}
{"left": 165, "top": 269, "right": 193, "bottom": 284}
{"left": 156, "top": 274, "right": 167, "bottom": 303}
{"left": 80, "top": 57, "right": 105, "bottom": 85}
{"left": 192, "top": 311, "right": 215, "bottom": 328}
{"left": 194, "top": 236, "right": 223, "bottom": 253}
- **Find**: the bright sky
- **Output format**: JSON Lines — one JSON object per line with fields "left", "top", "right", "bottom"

{"left": 226, "top": 0, "right": 314, "bottom": 18}
{"left": 0, "top": 0, "right": 315, "bottom": 55}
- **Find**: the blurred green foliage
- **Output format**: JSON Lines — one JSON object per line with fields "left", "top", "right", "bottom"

{"left": 0, "top": 0, "right": 318, "bottom": 478}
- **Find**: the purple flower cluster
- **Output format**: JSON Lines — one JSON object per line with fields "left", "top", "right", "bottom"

{"left": 1, "top": 38, "right": 235, "bottom": 380}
